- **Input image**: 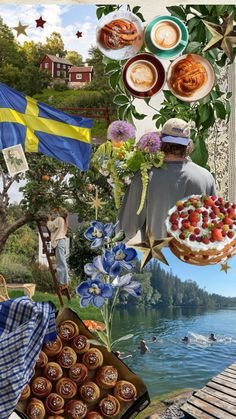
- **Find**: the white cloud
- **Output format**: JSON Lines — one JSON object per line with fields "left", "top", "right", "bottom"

{"left": 0, "top": 4, "right": 97, "bottom": 60}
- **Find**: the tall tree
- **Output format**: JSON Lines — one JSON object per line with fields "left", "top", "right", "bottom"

{"left": 22, "top": 41, "right": 47, "bottom": 65}
{"left": 66, "top": 51, "right": 83, "bottom": 66}
{"left": 45, "top": 32, "right": 66, "bottom": 57}
{"left": 86, "top": 47, "right": 113, "bottom": 91}
{"left": 0, "top": 17, "right": 20, "bottom": 67}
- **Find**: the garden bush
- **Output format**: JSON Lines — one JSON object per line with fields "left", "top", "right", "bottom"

{"left": 0, "top": 253, "right": 33, "bottom": 282}
{"left": 30, "top": 263, "right": 53, "bottom": 292}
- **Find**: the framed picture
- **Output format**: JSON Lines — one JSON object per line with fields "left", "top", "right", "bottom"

{"left": 2, "top": 144, "right": 29, "bottom": 176}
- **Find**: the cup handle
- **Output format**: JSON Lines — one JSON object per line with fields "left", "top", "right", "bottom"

{"left": 179, "top": 40, "right": 187, "bottom": 47}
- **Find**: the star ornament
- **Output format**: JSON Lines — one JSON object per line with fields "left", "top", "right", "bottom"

{"left": 13, "top": 21, "right": 28, "bottom": 37}
{"left": 76, "top": 31, "right": 83, "bottom": 38}
{"left": 131, "top": 230, "right": 173, "bottom": 269}
{"left": 220, "top": 262, "right": 231, "bottom": 274}
{"left": 36, "top": 16, "right": 46, "bottom": 28}
{"left": 86, "top": 187, "right": 106, "bottom": 220}
{"left": 203, "top": 13, "right": 236, "bottom": 62}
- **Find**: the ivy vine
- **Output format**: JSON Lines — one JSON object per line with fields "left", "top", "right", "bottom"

{"left": 97, "top": 4, "right": 236, "bottom": 169}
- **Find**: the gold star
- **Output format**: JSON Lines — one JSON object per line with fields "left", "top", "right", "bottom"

{"left": 13, "top": 21, "right": 28, "bottom": 37}
{"left": 220, "top": 262, "right": 231, "bottom": 274}
{"left": 131, "top": 230, "right": 173, "bottom": 269}
{"left": 87, "top": 187, "right": 106, "bottom": 220}
{"left": 203, "top": 13, "right": 236, "bottom": 62}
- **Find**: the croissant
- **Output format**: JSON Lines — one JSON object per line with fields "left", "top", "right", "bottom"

{"left": 100, "top": 19, "right": 138, "bottom": 50}
{"left": 57, "top": 346, "right": 77, "bottom": 369}
{"left": 45, "top": 393, "right": 65, "bottom": 415}
{"left": 31, "top": 376, "right": 52, "bottom": 398}
{"left": 26, "top": 398, "right": 45, "bottom": 419}
{"left": 57, "top": 320, "right": 79, "bottom": 341}
{"left": 114, "top": 380, "right": 137, "bottom": 402}
{"left": 99, "top": 395, "right": 121, "bottom": 417}
{"left": 56, "top": 377, "right": 78, "bottom": 399}
{"left": 96, "top": 365, "right": 118, "bottom": 389}
{"left": 43, "top": 335, "right": 63, "bottom": 356}
{"left": 69, "top": 363, "right": 89, "bottom": 384}
{"left": 79, "top": 381, "right": 100, "bottom": 403}
{"left": 86, "top": 412, "right": 104, "bottom": 419}
{"left": 43, "top": 362, "right": 63, "bottom": 381}
{"left": 19, "top": 384, "right": 31, "bottom": 401}
{"left": 36, "top": 350, "right": 48, "bottom": 368}
{"left": 71, "top": 334, "right": 90, "bottom": 354}
{"left": 65, "top": 400, "right": 88, "bottom": 419}
{"left": 169, "top": 54, "right": 207, "bottom": 97}
{"left": 82, "top": 348, "right": 103, "bottom": 370}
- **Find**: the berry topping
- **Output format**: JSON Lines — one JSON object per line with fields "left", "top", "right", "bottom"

{"left": 223, "top": 217, "right": 233, "bottom": 225}
{"left": 171, "top": 225, "right": 178, "bottom": 231}
{"left": 211, "top": 228, "right": 223, "bottom": 242}
{"left": 189, "top": 234, "right": 196, "bottom": 241}
{"left": 189, "top": 212, "right": 199, "bottom": 223}
{"left": 202, "top": 237, "right": 210, "bottom": 244}
{"left": 177, "top": 205, "right": 184, "bottom": 211}
{"left": 227, "top": 231, "right": 234, "bottom": 239}
{"left": 194, "top": 228, "right": 200, "bottom": 235}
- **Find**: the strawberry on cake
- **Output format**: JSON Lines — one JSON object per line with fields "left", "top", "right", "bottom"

{"left": 165, "top": 195, "right": 236, "bottom": 265}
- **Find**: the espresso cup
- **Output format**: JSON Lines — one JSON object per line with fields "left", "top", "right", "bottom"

{"left": 126, "top": 60, "right": 158, "bottom": 92}
{"left": 151, "top": 20, "right": 181, "bottom": 50}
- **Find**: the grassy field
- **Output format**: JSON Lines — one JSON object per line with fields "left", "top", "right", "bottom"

{"left": 8, "top": 290, "right": 102, "bottom": 320}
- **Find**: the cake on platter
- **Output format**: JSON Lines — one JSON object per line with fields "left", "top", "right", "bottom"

{"left": 165, "top": 195, "right": 236, "bottom": 265}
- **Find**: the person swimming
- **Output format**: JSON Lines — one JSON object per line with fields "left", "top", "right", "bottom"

{"left": 209, "top": 333, "right": 216, "bottom": 342}
{"left": 139, "top": 340, "right": 150, "bottom": 355}
{"left": 182, "top": 336, "right": 189, "bottom": 343}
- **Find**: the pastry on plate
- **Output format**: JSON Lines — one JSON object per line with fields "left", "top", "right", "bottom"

{"left": 19, "top": 384, "right": 31, "bottom": 401}
{"left": 96, "top": 365, "right": 118, "bottom": 389}
{"left": 82, "top": 348, "right": 103, "bottom": 370}
{"left": 79, "top": 381, "right": 100, "bottom": 403}
{"left": 45, "top": 393, "right": 65, "bottom": 415}
{"left": 57, "top": 320, "right": 79, "bottom": 341}
{"left": 65, "top": 400, "right": 88, "bottom": 419}
{"left": 31, "top": 376, "right": 52, "bottom": 398}
{"left": 43, "top": 362, "right": 63, "bottom": 381}
{"left": 56, "top": 377, "right": 78, "bottom": 399}
{"left": 57, "top": 346, "right": 77, "bottom": 369}
{"left": 71, "top": 334, "right": 90, "bottom": 354}
{"left": 99, "top": 395, "right": 120, "bottom": 417}
{"left": 43, "top": 336, "right": 63, "bottom": 356}
{"left": 35, "top": 350, "right": 48, "bottom": 368}
{"left": 100, "top": 19, "right": 138, "bottom": 50}
{"left": 26, "top": 398, "right": 45, "bottom": 419}
{"left": 68, "top": 363, "right": 89, "bottom": 384}
{"left": 114, "top": 380, "right": 137, "bottom": 402}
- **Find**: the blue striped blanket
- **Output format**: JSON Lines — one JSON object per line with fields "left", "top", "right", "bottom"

{"left": 0, "top": 297, "right": 56, "bottom": 418}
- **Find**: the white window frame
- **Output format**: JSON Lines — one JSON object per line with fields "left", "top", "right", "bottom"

{"left": 45, "top": 63, "right": 49, "bottom": 69}
{"left": 76, "top": 73, "right": 82, "bottom": 80}
{"left": 57, "top": 63, "right": 60, "bottom": 69}
{"left": 63, "top": 64, "right": 66, "bottom": 69}
{"left": 57, "top": 70, "right": 61, "bottom": 77}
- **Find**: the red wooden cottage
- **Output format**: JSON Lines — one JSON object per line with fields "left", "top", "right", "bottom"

{"left": 68, "top": 66, "right": 93, "bottom": 88}
{"left": 40, "top": 54, "right": 73, "bottom": 79}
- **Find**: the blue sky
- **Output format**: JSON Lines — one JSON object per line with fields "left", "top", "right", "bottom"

{"left": 0, "top": 4, "right": 97, "bottom": 60}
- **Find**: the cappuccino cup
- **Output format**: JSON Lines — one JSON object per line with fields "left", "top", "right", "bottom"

{"left": 151, "top": 20, "right": 181, "bottom": 50}
{"left": 126, "top": 60, "right": 158, "bottom": 92}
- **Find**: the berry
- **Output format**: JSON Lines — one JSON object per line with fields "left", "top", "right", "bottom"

{"left": 203, "top": 255, "right": 209, "bottom": 259}
{"left": 188, "top": 209, "right": 194, "bottom": 214}
{"left": 210, "top": 238, "right": 215, "bottom": 242}
{"left": 213, "top": 206, "right": 220, "bottom": 215}
{"left": 202, "top": 237, "right": 210, "bottom": 244}
{"left": 204, "top": 204, "right": 209, "bottom": 209}
{"left": 189, "top": 234, "right": 196, "bottom": 241}
{"left": 217, "top": 222, "right": 223, "bottom": 228}
{"left": 192, "top": 222, "right": 198, "bottom": 227}
{"left": 225, "top": 202, "right": 230, "bottom": 208}
{"left": 194, "top": 228, "right": 200, "bottom": 235}
{"left": 211, "top": 228, "right": 223, "bottom": 242}
{"left": 183, "top": 222, "right": 191, "bottom": 229}
{"left": 232, "top": 204, "right": 236, "bottom": 209}
{"left": 196, "top": 236, "right": 202, "bottom": 242}
{"left": 188, "top": 226, "right": 195, "bottom": 232}
{"left": 176, "top": 201, "right": 184, "bottom": 207}
{"left": 202, "top": 211, "right": 208, "bottom": 217}
{"left": 223, "top": 217, "right": 233, "bottom": 225}
{"left": 179, "top": 233, "right": 185, "bottom": 240}
{"left": 202, "top": 223, "right": 208, "bottom": 228}
{"left": 189, "top": 212, "right": 199, "bottom": 223}
{"left": 229, "top": 225, "right": 234, "bottom": 229}
{"left": 171, "top": 225, "right": 178, "bottom": 231}
{"left": 180, "top": 212, "right": 188, "bottom": 218}
{"left": 222, "top": 231, "right": 227, "bottom": 237}
{"left": 227, "top": 231, "right": 234, "bottom": 239}
{"left": 177, "top": 205, "right": 184, "bottom": 211}
{"left": 218, "top": 197, "right": 223, "bottom": 203}
{"left": 204, "top": 197, "right": 215, "bottom": 206}
{"left": 196, "top": 209, "right": 202, "bottom": 214}
{"left": 222, "top": 225, "right": 229, "bottom": 231}
{"left": 211, "top": 195, "right": 217, "bottom": 201}
{"left": 210, "top": 212, "right": 216, "bottom": 219}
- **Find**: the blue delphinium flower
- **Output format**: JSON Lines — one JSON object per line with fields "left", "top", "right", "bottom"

{"left": 112, "top": 273, "right": 141, "bottom": 297}
{"left": 84, "top": 254, "right": 121, "bottom": 279}
{"left": 76, "top": 278, "right": 114, "bottom": 308}
{"left": 105, "top": 243, "right": 137, "bottom": 275}
{"left": 84, "top": 221, "right": 116, "bottom": 249}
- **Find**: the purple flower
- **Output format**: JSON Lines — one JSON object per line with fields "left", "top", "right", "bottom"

{"left": 107, "top": 120, "right": 135, "bottom": 142}
{"left": 76, "top": 278, "right": 114, "bottom": 308}
{"left": 112, "top": 273, "right": 141, "bottom": 297}
{"left": 84, "top": 221, "right": 116, "bottom": 249}
{"left": 104, "top": 243, "right": 137, "bottom": 276}
{"left": 139, "top": 132, "right": 161, "bottom": 153}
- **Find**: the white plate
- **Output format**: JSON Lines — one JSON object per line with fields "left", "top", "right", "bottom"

{"left": 167, "top": 54, "right": 215, "bottom": 102}
{"left": 96, "top": 11, "right": 144, "bottom": 60}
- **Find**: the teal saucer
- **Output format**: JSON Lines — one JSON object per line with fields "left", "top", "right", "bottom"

{"left": 145, "top": 15, "right": 188, "bottom": 59}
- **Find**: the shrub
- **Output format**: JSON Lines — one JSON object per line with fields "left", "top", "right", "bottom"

{"left": 30, "top": 263, "right": 53, "bottom": 292}
{"left": 0, "top": 253, "right": 32, "bottom": 282}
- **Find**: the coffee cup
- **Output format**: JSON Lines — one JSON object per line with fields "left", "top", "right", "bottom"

{"left": 126, "top": 60, "right": 158, "bottom": 92}
{"left": 151, "top": 20, "right": 181, "bottom": 50}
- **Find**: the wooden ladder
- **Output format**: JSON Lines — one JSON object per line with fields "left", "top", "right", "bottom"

{"left": 37, "top": 221, "right": 71, "bottom": 307}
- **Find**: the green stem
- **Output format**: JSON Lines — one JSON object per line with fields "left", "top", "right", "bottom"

{"left": 109, "top": 288, "right": 119, "bottom": 325}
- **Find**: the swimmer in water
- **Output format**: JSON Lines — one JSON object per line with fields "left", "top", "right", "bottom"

{"left": 114, "top": 351, "right": 132, "bottom": 360}
{"left": 209, "top": 333, "right": 216, "bottom": 342}
{"left": 182, "top": 336, "right": 189, "bottom": 344}
{"left": 139, "top": 340, "right": 150, "bottom": 355}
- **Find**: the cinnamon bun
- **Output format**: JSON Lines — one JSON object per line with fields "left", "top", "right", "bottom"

{"left": 114, "top": 380, "right": 137, "bottom": 403}
{"left": 56, "top": 377, "right": 78, "bottom": 399}
{"left": 96, "top": 365, "right": 118, "bottom": 389}
{"left": 65, "top": 400, "right": 88, "bottom": 419}
{"left": 57, "top": 346, "right": 77, "bottom": 369}
{"left": 43, "top": 362, "right": 63, "bottom": 381}
{"left": 79, "top": 381, "right": 100, "bottom": 403}
{"left": 82, "top": 348, "right": 103, "bottom": 370}
{"left": 71, "top": 334, "right": 90, "bottom": 354}
{"left": 86, "top": 412, "right": 104, "bottom": 419}
{"left": 57, "top": 320, "right": 79, "bottom": 341}
{"left": 35, "top": 350, "right": 48, "bottom": 368}
{"left": 19, "top": 384, "right": 31, "bottom": 401}
{"left": 45, "top": 393, "right": 65, "bottom": 415}
{"left": 43, "top": 336, "right": 63, "bottom": 356}
{"left": 26, "top": 398, "right": 45, "bottom": 419}
{"left": 99, "top": 395, "right": 120, "bottom": 417}
{"left": 31, "top": 376, "right": 52, "bottom": 398}
{"left": 69, "top": 363, "right": 89, "bottom": 384}
{"left": 100, "top": 19, "right": 138, "bottom": 50}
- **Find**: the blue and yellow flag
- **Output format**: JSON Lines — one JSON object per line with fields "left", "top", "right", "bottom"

{"left": 0, "top": 82, "right": 93, "bottom": 170}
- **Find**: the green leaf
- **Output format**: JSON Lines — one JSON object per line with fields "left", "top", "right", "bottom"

{"left": 96, "top": 330, "right": 109, "bottom": 345}
{"left": 88, "top": 339, "right": 105, "bottom": 346}
{"left": 118, "top": 104, "right": 129, "bottom": 120}
{"left": 166, "top": 6, "right": 186, "bottom": 20}
{"left": 136, "top": 12, "right": 145, "bottom": 22}
{"left": 226, "top": 92, "right": 232, "bottom": 99}
{"left": 132, "top": 109, "right": 147, "bottom": 120}
{"left": 199, "top": 104, "right": 210, "bottom": 123}
{"left": 109, "top": 71, "right": 121, "bottom": 91}
{"left": 215, "top": 101, "right": 226, "bottom": 119}
{"left": 96, "top": 7, "right": 104, "bottom": 19}
{"left": 191, "top": 137, "right": 208, "bottom": 167}
{"left": 216, "top": 53, "right": 228, "bottom": 68}
{"left": 201, "top": 105, "right": 215, "bottom": 129}
{"left": 113, "top": 94, "right": 130, "bottom": 105}
{"left": 185, "top": 42, "right": 202, "bottom": 54}
{"left": 105, "top": 61, "right": 120, "bottom": 74}
{"left": 132, "top": 6, "right": 141, "bottom": 14}
{"left": 111, "top": 334, "right": 134, "bottom": 347}
{"left": 187, "top": 17, "right": 200, "bottom": 33}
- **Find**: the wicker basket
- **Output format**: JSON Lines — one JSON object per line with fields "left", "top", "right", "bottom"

{"left": 169, "top": 236, "right": 236, "bottom": 266}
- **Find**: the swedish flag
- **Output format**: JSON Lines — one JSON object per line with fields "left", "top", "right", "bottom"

{"left": 0, "top": 82, "right": 93, "bottom": 170}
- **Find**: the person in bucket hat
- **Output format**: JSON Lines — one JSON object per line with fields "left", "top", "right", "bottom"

{"left": 118, "top": 118, "right": 216, "bottom": 241}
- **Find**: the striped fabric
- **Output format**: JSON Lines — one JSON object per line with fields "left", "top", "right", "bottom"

{"left": 0, "top": 297, "right": 56, "bottom": 418}
{"left": 0, "top": 82, "right": 93, "bottom": 170}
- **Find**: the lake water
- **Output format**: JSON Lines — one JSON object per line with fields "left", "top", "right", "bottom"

{"left": 112, "top": 307, "right": 236, "bottom": 397}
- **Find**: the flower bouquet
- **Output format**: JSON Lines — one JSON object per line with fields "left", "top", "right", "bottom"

{"left": 93, "top": 121, "right": 165, "bottom": 214}
{"left": 76, "top": 221, "right": 141, "bottom": 351}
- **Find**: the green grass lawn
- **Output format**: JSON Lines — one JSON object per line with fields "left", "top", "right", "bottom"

{"left": 8, "top": 290, "right": 102, "bottom": 320}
